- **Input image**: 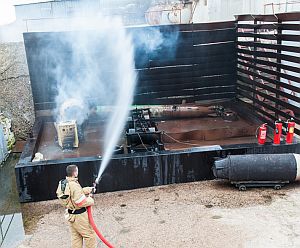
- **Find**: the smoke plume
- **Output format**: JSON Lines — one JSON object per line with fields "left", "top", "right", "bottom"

{"left": 36, "top": 15, "right": 179, "bottom": 179}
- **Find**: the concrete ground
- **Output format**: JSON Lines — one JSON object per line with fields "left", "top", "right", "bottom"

{"left": 19, "top": 180, "right": 300, "bottom": 248}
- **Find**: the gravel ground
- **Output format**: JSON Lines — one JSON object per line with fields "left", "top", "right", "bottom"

{"left": 18, "top": 180, "right": 300, "bottom": 248}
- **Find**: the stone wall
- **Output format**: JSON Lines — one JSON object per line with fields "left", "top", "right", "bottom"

{"left": 0, "top": 42, "right": 35, "bottom": 140}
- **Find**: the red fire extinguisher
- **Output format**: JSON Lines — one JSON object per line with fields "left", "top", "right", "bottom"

{"left": 257, "top": 123, "right": 267, "bottom": 145}
{"left": 273, "top": 120, "right": 283, "bottom": 145}
{"left": 286, "top": 118, "right": 295, "bottom": 144}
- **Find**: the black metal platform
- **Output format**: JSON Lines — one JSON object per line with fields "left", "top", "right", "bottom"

{"left": 16, "top": 124, "right": 300, "bottom": 202}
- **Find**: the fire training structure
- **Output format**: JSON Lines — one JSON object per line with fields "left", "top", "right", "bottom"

{"left": 16, "top": 12, "right": 300, "bottom": 203}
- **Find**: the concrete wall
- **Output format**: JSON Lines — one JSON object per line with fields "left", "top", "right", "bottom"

{"left": 0, "top": 42, "right": 34, "bottom": 139}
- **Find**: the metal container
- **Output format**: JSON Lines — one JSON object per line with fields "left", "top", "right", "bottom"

{"left": 213, "top": 154, "right": 300, "bottom": 183}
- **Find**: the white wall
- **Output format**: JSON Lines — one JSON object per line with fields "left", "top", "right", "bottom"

{"left": 1, "top": 0, "right": 300, "bottom": 41}
{"left": 193, "top": 0, "right": 300, "bottom": 23}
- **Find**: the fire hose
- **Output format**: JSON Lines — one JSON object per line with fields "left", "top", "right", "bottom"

{"left": 87, "top": 206, "right": 114, "bottom": 248}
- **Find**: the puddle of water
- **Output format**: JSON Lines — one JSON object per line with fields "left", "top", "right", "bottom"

{"left": 0, "top": 213, "right": 25, "bottom": 248}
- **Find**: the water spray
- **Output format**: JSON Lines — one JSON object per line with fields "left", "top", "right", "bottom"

{"left": 95, "top": 176, "right": 102, "bottom": 185}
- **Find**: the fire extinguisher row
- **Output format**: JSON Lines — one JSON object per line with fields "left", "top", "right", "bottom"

{"left": 257, "top": 119, "right": 295, "bottom": 145}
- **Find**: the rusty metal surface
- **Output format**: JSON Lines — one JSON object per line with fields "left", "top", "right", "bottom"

{"left": 36, "top": 116, "right": 258, "bottom": 160}
{"left": 12, "top": 141, "right": 26, "bottom": 153}
{"left": 16, "top": 100, "right": 300, "bottom": 203}
{"left": 163, "top": 137, "right": 265, "bottom": 151}
{"left": 37, "top": 122, "right": 105, "bottom": 160}
{"left": 158, "top": 114, "right": 256, "bottom": 140}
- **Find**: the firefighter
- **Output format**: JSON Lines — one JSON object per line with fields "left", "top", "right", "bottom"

{"left": 56, "top": 164, "right": 96, "bottom": 248}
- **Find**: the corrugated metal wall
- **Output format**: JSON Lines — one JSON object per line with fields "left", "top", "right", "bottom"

{"left": 194, "top": 0, "right": 300, "bottom": 22}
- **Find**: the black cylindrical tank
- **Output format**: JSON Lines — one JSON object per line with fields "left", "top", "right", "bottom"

{"left": 213, "top": 154, "right": 300, "bottom": 182}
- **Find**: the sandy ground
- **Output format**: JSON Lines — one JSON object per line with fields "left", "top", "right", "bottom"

{"left": 18, "top": 180, "right": 300, "bottom": 248}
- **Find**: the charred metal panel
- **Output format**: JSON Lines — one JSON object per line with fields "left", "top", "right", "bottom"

{"left": 23, "top": 21, "right": 237, "bottom": 111}
{"left": 16, "top": 141, "right": 300, "bottom": 202}
{"left": 16, "top": 148, "right": 216, "bottom": 202}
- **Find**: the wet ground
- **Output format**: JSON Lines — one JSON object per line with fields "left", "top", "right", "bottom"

{"left": 0, "top": 154, "right": 25, "bottom": 248}
{"left": 0, "top": 155, "right": 20, "bottom": 214}
{"left": 2, "top": 153, "right": 300, "bottom": 248}
{"left": 20, "top": 180, "right": 300, "bottom": 248}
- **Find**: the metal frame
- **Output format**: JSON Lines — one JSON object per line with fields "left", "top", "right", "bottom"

{"left": 236, "top": 12, "right": 300, "bottom": 134}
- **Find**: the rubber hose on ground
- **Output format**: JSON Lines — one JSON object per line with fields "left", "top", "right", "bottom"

{"left": 87, "top": 206, "right": 114, "bottom": 248}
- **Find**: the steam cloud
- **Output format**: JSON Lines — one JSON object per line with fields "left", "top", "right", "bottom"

{"left": 1, "top": 9, "right": 179, "bottom": 179}
{"left": 45, "top": 14, "right": 178, "bottom": 180}
{"left": 51, "top": 18, "right": 137, "bottom": 126}
{"left": 1, "top": 3, "right": 181, "bottom": 187}
{"left": 45, "top": 16, "right": 137, "bottom": 180}
{"left": 52, "top": 20, "right": 179, "bottom": 126}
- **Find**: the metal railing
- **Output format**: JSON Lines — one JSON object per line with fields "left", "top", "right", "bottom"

{"left": 264, "top": 1, "right": 300, "bottom": 14}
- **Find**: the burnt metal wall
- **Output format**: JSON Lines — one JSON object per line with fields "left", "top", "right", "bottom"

{"left": 132, "top": 22, "right": 237, "bottom": 105}
{"left": 236, "top": 12, "right": 300, "bottom": 134}
{"left": 23, "top": 21, "right": 237, "bottom": 111}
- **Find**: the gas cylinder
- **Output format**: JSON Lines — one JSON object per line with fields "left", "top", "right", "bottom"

{"left": 273, "top": 120, "right": 283, "bottom": 145}
{"left": 286, "top": 119, "right": 295, "bottom": 144}
{"left": 257, "top": 123, "right": 267, "bottom": 145}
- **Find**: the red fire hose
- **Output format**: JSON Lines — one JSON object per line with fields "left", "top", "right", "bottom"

{"left": 87, "top": 206, "right": 114, "bottom": 248}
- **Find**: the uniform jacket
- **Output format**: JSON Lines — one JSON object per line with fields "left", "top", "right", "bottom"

{"left": 65, "top": 177, "right": 94, "bottom": 211}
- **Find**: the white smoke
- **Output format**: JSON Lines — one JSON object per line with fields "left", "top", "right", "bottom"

{"left": 47, "top": 16, "right": 179, "bottom": 169}
{"left": 40, "top": 15, "right": 136, "bottom": 181}
{"left": 135, "top": 28, "right": 164, "bottom": 52}
{"left": 48, "top": 16, "right": 136, "bottom": 126}
{"left": 0, "top": 6, "right": 179, "bottom": 179}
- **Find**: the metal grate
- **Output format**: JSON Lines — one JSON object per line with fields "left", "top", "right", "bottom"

{"left": 236, "top": 12, "right": 300, "bottom": 134}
